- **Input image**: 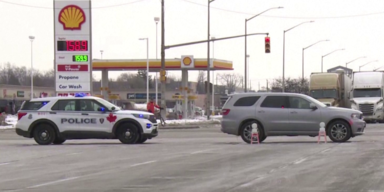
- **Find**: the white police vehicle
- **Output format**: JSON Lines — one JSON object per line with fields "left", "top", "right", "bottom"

{"left": 15, "top": 93, "right": 158, "bottom": 145}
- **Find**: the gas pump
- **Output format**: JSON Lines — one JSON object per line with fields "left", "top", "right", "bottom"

{"left": 172, "top": 95, "right": 183, "bottom": 119}
{"left": 188, "top": 95, "right": 198, "bottom": 119}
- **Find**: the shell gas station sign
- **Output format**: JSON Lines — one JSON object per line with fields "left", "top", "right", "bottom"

{"left": 54, "top": 0, "right": 92, "bottom": 94}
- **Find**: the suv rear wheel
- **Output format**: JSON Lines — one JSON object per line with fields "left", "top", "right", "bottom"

{"left": 240, "top": 121, "right": 266, "bottom": 144}
{"left": 327, "top": 120, "right": 351, "bottom": 142}
{"left": 33, "top": 124, "right": 56, "bottom": 145}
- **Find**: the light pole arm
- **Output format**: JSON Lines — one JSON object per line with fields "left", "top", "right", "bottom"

{"left": 246, "top": 7, "right": 283, "bottom": 21}
{"left": 360, "top": 60, "right": 378, "bottom": 69}
{"left": 374, "top": 66, "right": 383, "bottom": 71}
{"left": 323, "top": 49, "right": 344, "bottom": 57}
{"left": 304, "top": 39, "right": 328, "bottom": 50}
{"left": 285, "top": 21, "right": 313, "bottom": 33}
{"left": 345, "top": 56, "right": 366, "bottom": 67}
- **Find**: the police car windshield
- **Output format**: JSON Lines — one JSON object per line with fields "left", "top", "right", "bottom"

{"left": 96, "top": 98, "right": 121, "bottom": 111}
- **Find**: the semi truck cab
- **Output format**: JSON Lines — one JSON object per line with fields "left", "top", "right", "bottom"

{"left": 351, "top": 71, "right": 384, "bottom": 122}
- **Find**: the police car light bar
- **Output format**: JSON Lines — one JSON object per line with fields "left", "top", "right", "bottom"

{"left": 75, "top": 93, "right": 88, "bottom": 97}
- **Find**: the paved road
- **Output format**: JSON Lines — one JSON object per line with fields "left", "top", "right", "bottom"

{"left": 1, "top": 124, "right": 384, "bottom": 192}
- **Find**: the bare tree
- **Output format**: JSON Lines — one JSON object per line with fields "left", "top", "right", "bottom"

{"left": 271, "top": 76, "right": 309, "bottom": 94}
{"left": 196, "top": 71, "right": 206, "bottom": 94}
{"left": 217, "top": 73, "right": 243, "bottom": 94}
{"left": 0, "top": 62, "right": 184, "bottom": 92}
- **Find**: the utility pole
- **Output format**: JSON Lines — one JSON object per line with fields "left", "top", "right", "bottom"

{"left": 160, "top": 0, "right": 166, "bottom": 119}
{"left": 207, "top": 0, "right": 214, "bottom": 120}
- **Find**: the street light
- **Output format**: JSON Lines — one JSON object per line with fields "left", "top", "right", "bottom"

{"left": 154, "top": 16, "right": 160, "bottom": 105}
{"left": 346, "top": 56, "right": 366, "bottom": 68}
{"left": 139, "top": 38, "right": 149, "bottom": 103}
{"left": 100, "top": 50, "right": 103, "bottom": 59}
{"left": 244, "top": 6, "right": 283, "bottom": 92}
{"left": 302, "top": 39, "right": 329, "bottom": 79}
{"left": 29, "top": 36, "right": 35, "bottom": 99}
{"left": 282, "top": 21, "right": 314, "bottom": 92}
{"left": 321, "top": 48, "right": 344, "bottom": 72}
{"left": 211, "top": 36, "right": 215, "bottom": 116}
{"left": 206, "top": 0, "right": 215, "bottom": 120}
{"left": 359, "top": 60, "right": 378, "bottom": 71}
{"left": 374, "top": 65, "right": 384, "bottom": 71}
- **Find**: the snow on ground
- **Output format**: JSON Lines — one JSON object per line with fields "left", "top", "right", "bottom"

{"left": 157, "top": 115, "right": 222, "bottom": 125}
{"left": 0, "top": 115, "right": 17, "bottom": 129}
{"left": 134, "top": 104, "right": 147, "bottom": 111}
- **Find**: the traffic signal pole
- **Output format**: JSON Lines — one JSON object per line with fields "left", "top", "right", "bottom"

{"left": 164, "top": 33, "right": 268, "bottom": 49}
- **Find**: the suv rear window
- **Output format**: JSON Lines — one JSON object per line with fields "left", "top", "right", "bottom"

{"left": 20, "top": 101, "right": 49, "bottom": 110}
{"left": 233, "top": 96, "right": 260, "bottom": 106}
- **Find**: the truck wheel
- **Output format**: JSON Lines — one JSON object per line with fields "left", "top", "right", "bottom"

{"left": 33, "top": 124, "right": 56, "bottom": 145}
{"left": 117, "top": 123, "right": 140, "bottom": 144}
{"left": 327, "top": 120, "right": 351, "bottom": 142}
{"left": 240, "top": 121, "right": 266, "bottom": 144}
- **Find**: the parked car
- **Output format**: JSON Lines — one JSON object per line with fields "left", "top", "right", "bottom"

{"left": 221, "top": 92, "right": 366, "bottom": 143}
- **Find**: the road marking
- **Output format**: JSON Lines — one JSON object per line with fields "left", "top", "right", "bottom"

{"left": 293, "top": 158, "right": 307, "bottom": 165}
{"left": 190, "top": 149, "right": 213, "bottom": 154}
{"left": 0, "top": 162, "right": 10, "bottom": 166}
{"left": 1, "top": 189, "right": 23, "bottom": 192}
{"left": 27, "top": 177, "right": 79, "bottom": 188}
{"left": 130, "top": 161, "right": 157, "bottom": 167}
{"left": 320, "top": 148, "right": 331, "bottom": 153}
{"left": 239, "top": 176, "right": 265, "bottom": 188}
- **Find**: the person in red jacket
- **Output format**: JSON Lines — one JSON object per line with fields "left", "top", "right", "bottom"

{"left": 147, "top": 98, "right": 161, "bottom": 113}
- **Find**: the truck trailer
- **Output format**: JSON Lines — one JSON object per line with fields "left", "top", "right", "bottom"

{"left": 351, "top": 71, "right": 384, "bottom": 122}
{"left": 309, "top": 71, "right": 352, "bottom": 108}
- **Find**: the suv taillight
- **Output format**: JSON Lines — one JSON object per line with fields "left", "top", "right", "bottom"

{"left": 222, "top": 109, "right": 230, "bottom": 116}
{"left": 18, "top": 112, "right": 27, "bottom": 120}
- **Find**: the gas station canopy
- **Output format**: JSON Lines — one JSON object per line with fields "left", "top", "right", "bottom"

{"left": 92, "top": 58, "right": 233, "bottom": 71}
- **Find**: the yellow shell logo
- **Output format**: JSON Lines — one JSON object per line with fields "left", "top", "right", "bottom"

{"left": 183, "top": 57, "right": 192, "bottom": 66}
{"left": 59, "top": 5, "right": 86, "bottom": 30}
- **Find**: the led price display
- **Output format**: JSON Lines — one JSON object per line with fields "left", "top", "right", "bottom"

{"left": 57, "top": 40, "right": 88, "bottom": 51}
{"left": 72, "top": 55, "right": 88, "bottom": 62}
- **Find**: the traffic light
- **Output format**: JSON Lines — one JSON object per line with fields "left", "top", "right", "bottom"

{"left": 265, "top": 36, "right": 270, "bottom": 53}
{"left": 160, "top": 70, "right": 167, "bottom": 83}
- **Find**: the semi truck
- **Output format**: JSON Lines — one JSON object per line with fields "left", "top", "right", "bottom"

{"left": 309, "top": 71, "right": 352, "bottom": 108}
{"left": 350, "top": 71, "right": 384, "bottom": 123}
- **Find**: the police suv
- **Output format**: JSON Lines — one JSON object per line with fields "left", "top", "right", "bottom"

{"left": 15, "top": 94, "right": 158, "bottom": 145}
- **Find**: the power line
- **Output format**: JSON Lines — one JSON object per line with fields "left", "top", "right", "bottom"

{"left": 182, "top": 0, "right": 384, "bottom": 19}
{"left": 0, "top": 0, "right": 147, "bottom": 9}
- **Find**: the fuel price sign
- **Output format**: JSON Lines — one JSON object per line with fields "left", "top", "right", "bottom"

{"left": 72, "top": 55, "right": 88, "bottom": 62}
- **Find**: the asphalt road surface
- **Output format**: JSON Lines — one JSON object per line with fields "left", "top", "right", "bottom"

{"left": 1, "top": 124, "right": 384, "bottom": 192}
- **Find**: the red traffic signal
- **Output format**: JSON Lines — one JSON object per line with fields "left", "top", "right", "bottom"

{"left": 265, "top": 37, "right": 270, "bottom": 53}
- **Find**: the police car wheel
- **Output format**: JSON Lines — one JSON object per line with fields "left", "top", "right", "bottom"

{"left": 117, "top": 123, "right": 140, "bottom": 144}
{"left": 33, "top": 124, "right": 56, "bottom": 145}
{"left": 53, "top": 138, "right": 66, "bottom": 145}
{"left": 137, "top": 137, "right": 147, "bottom": 144}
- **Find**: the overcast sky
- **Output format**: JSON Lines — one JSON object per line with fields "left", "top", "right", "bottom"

{"left": 1, "top": 0, "right": 384, "bottom": 89}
